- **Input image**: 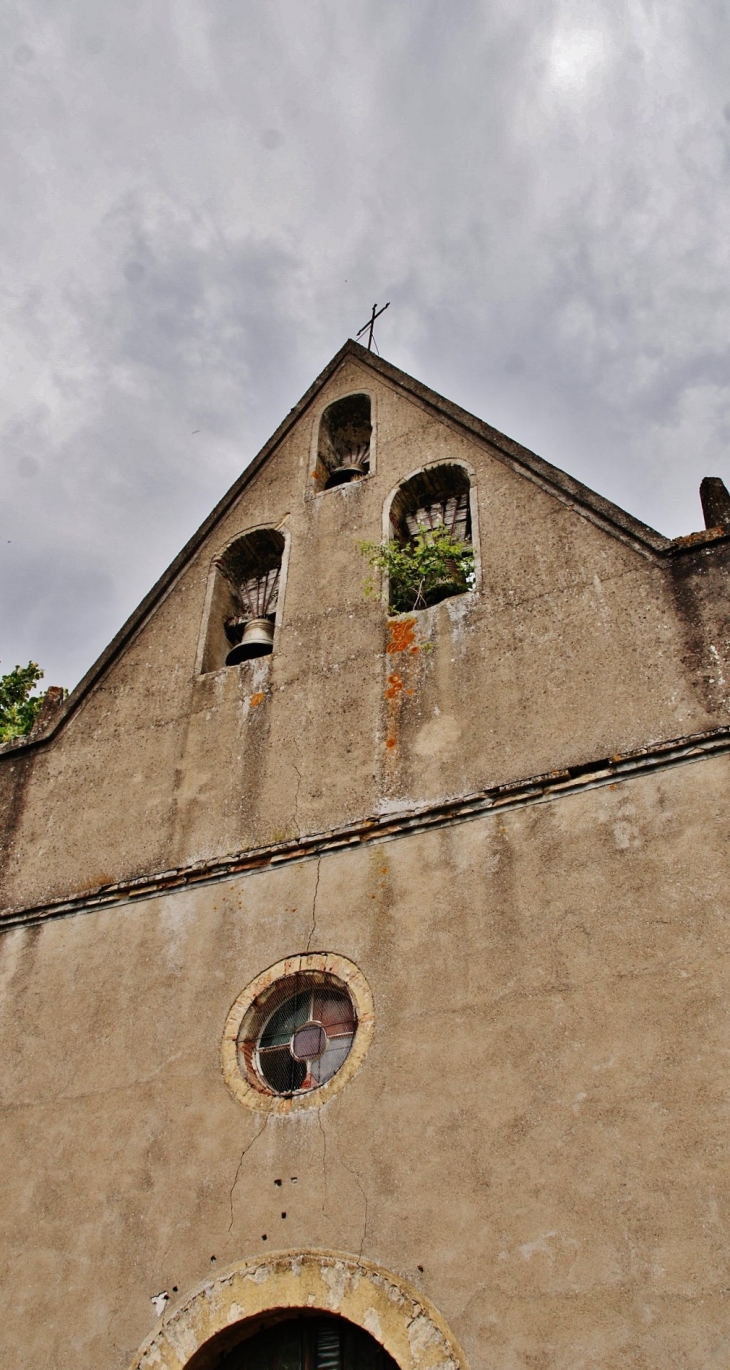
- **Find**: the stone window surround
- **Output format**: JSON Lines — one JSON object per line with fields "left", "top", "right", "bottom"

{"left": 221, "top": 953, "right": 375, "bottom": 1115}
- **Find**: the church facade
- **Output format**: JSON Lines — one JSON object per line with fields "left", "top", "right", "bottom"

{"left": 2, "top": 340, "right": 730, "bottom": 1369}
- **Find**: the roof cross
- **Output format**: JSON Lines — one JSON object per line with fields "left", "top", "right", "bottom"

{"left": 356, "top": 302, "right": 390, "bottom": 352}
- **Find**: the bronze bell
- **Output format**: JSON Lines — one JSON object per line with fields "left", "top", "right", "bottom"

{"left": 225, "top": 618, "right": 275, "bottom": 665}
{"left": 324, "top": 445, "right": 370, "bottom": 489}
{"left": 326, "top": 463, "right": 366, "bottom": 488}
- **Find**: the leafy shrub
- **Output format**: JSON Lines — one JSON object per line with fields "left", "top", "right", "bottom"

{"left": 359, "top": 526, "right": 475, "bottom": 613}
{"left": 0, "top": 662, "right": 47, "bottom": 742}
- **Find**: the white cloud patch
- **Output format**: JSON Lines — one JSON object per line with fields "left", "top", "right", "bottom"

{"left": 547, "top": 28, "right": 611, "bottom": 92}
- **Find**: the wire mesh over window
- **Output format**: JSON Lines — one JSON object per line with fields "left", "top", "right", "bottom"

{"left": 218, "top": 1314, "right": 400, "bottom": 1370}
{"left": 239, "top": 976, "right": 357, "bottom": 1097}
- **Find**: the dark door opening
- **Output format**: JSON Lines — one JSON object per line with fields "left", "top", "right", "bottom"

{"left": 217, "top": 1313, "right": 400, "bottom": 1370}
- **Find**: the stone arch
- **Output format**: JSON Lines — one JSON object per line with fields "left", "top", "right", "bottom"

{"left": 383, "top": 460, "right": 478, "bottom": 549}
{"left": 130, "top": 1250, "right": 468, "bottom": 1370}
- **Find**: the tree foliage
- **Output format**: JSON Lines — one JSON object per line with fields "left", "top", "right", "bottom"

{"left": 359, "top": 526, "right": 475, "bottom": 613}
{"left": 0, "top": 662, "right": 46, "bottom": 742}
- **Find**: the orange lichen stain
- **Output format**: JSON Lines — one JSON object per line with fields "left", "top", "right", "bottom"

{"left": 405, "top": 688, "right": 415, "bottom": 697}
{"left": 386, "top": 618, "right": 417, "bottom": 654}
{"left": 385, "top": 736, "right": 397, "bottom": 750}
{"left": 385, "top": 673, "right": 404, "bottom": 700}
{"left": 409, "top": 645, "right": 419, "bottom": 655}
{"left": 250, "top": 692, "right": 265, "bottom": 708}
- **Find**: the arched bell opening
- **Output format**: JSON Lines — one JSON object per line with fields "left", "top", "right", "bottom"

{"left": 198, "top": 528, "right": 286, "bottom": 673}
{"left": 185, "top": 1311, "right": 401, "bottom": 1370}
{"left": 389, "top": 464, "right": 472, "bottom": 546}
{"left": 218, "top": 529, "right": 285, "bottom": 667}
{"left": 385, "top": 463, "right": 475, "bottom": 613}
{"left": 315, "top": 394, "right": 372, "bottom": 490}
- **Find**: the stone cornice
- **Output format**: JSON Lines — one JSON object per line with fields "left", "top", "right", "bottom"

{"left": 2, "top": 722, "right": 729, "bottom": 931}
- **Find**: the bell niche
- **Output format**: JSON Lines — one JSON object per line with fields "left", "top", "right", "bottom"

{"left": 202, "top": 529, "right": 285, "bottom": 672}
{"left": 314, "top": 393, "right": 372, "bottom": 490}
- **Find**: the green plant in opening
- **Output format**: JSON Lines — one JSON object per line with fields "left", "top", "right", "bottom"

{"left": 359, "top": 525, "right": 475, "bottom": 613}
{"left": 0, "top": 662, "right": 47, "bottom": 742}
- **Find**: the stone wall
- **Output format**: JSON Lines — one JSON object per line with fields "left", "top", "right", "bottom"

{"left": 1, "top": 756, "right": 729, "bottom": 1368}
{"left": 2, "top": 348, "right": 729, "bottom": 915}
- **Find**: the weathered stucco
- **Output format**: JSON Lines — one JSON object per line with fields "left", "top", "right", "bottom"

{"left": 1, "top": 343, "right": 730, "bottom": 1369}
{"left": 2, "top": 760, "right": 730, "bottom": 1367}
{"left": 1, "top": 345, "right": 729, "bottom": 914}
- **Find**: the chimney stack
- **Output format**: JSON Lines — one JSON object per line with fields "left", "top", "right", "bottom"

{"left": 700, "top": 477, "right": 730, "bottom": 530}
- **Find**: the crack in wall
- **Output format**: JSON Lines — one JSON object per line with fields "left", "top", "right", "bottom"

{"left": 228, "top": 1116, "right": 268, "bottom": 1233}
{"left": 305, "top": 857, "right": 321, "bottom": 952}
{"left": 317, "top": 1106, "right": 330, "bottom": 1224}
{"left": 332, "top": 1119, "right": 369, "bottom": 1257}
{"left": 291, "top": 732, "right": 304, "bottom": 840}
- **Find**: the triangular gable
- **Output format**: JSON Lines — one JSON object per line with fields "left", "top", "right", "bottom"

{"left": 0, "top": 338, "right": 679, "bottom": 753}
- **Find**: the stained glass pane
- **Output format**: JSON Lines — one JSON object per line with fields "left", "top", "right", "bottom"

{"left": 291, "top": 1022, "right": 327, "bottom": 1061}
{"left": 311, "top": 1035, "right": 354, "bottom": 1086}
{"left": 313, "top": 989, "right": 355, "bottom": 1033}
{"left": 253, "top": 982, "right": 356, "bottom": 1096}
{"left": 260, "top": 993, "right": 312, "bottom": 1048}
{"left": 258, "top": 1046, "right": 306, "bottom": 1094}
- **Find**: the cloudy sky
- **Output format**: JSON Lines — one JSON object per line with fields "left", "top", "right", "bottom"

{"left": 2, "top": 0, "right": 730, "bottom": 691}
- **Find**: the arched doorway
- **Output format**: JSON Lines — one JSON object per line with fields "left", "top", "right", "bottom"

{"left": 130, "top": 1250, "right": 466, "bottom": 1370}
{"left": 205, "top": 1311, "right": 399, "bottom": 1370}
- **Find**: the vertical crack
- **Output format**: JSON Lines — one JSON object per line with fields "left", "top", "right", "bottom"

{"left": 292, "top": 762, "right": 303, "bottom": 839}
{"left": 291, "top": 734, "right": 303, "bottom": 839}
{"left": 306, "top": 857, "right": 321, "bottom": 952}
{"left": 332, "top": 1120, "right": 369, "bottom": 1257}
{"left": 228, "top": 1117, "right": 268, "bottom": 1233}
{"left": 317, "top": 1106, "right": 330, "bottom": 1223}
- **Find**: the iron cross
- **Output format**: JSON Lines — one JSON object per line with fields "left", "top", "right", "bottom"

{"left": 356, "top": 302, "right": 390, "bottom": 351}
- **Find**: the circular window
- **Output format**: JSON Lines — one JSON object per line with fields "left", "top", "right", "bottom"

{"left": 256, "top": 981, "right": 356, "bottom": 1094}
{"left": 222, "top": 953, "right": 375, "bottom": 1114}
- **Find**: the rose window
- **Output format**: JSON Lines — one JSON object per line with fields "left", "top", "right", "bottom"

{"left": 242, "top": 979, "right": 357, "bottom": 1096}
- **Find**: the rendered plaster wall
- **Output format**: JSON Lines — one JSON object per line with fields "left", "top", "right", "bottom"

{"left": 2, "top": 755, "right": 730, "bottom": 1369}
{"left": 2, "top": 355, "right": 730, "bottom": 912}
